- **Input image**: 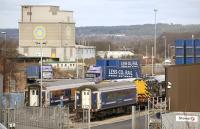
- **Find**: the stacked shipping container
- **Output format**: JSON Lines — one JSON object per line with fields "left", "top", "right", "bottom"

{"left": 175, "top": 40, "right": 185, "bottom": 64}
{"left": 175, "top": 39, "right": 200, "bottom": 65}
{"left": 96, "top": 59, "right": 141, "bottom": 80}
{"left": 195, "top": 39, "right": 200, "bottom": 63}
{"left": 185, "top": 39, "right": 195, "bottom": 64}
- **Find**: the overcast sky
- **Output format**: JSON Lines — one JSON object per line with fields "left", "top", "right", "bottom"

{"left": 0, "top": 0, "right": 200, "bottom": 28}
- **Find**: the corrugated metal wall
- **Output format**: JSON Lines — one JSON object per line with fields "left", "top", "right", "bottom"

{"left": 0, "top": 74, "right": 3, "bottom": 122}
{"left": 166, "top": 64, "right": 200, "bottom": 112}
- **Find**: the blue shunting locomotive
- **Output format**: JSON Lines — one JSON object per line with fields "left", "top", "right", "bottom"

{"left": 75, "top": 81, "right": 137, "bottom": 118}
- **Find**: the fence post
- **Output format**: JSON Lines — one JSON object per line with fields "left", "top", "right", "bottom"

{"left": 145, "top": 106, "right": 147, "bottom": 129}
{"left": 152, "top": 97, "right": 154, "bottom": 110}
{"left": 168, "top": 97, "right": 171, "bottom": 111}
{"left": 132, "top": 106, "right": 136, "bottom": 129}
{"left": 67, "top": 106, "right": 70, "bottom": 129}
{"left": 160, "top": 98, "right": 162, "bottom": 113}
{"left": 147, "top": 98, "right": 150, "bottom": 129}
{"left": 83, "top": 109, "right": 86, "bottom": 129}
{"left": 88, "top": 109, "right": 90, "bottom": 129}
{"left": 164, "top": 97, "right": 167, "bottom": 113}
{"left": 157, "top": 97, "right": 159, "bottom": 106}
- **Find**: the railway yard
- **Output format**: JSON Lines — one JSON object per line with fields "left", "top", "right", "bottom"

{"left": 1, "top": 2, "right": 200, "bottom": 129}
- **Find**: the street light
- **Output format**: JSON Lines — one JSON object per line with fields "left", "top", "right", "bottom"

{"left": 154, "top": 9, "right": 158, "bottom": 58}
{"left": 1, "top": 32, "right": 7, "bottom": 93}
{"left": 152, "top": 46, "right": 154, "bottom": 76}
{"left": 35, "top": 42, "right": 46, "bottom": 107}
{"left": 33, "top": 26, "right": 46, "bottom": 107}
{"left": 1, "top": 32, "right": 7, "bottom": 54}
{"left": 162, "top": 36, "right": 167, "bottom": 65}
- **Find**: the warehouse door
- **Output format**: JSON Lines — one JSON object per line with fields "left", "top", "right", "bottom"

{"left": 82, "top": 90, "right": 91, "bottom": 109}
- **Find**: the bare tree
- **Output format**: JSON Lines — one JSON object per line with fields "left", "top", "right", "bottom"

{"left": 0, "top": 38, "right": 19, "bottom": 93}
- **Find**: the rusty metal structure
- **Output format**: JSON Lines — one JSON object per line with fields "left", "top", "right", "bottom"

{"left": 166, "top": 64, "right": 200, "bottom": 112}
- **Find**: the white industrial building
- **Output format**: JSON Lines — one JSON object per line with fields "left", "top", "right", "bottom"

{"left": 76, "top": 45, "right": 96, "bottom": 59}
{"left": 97, "top": 51, "right": 134, "bottom": 59}
{"left": 18, "top": 5, "right": 95, "bottom": 62}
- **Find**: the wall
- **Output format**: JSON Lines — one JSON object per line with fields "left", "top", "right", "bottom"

{"left": 162, "top": 112, "right": 200, "bottom": 129}
{"left": 76, "top": 45, "right": 96, "bottom": 59}
{"left": 19, "top": 23, "right": 75, "bottom": 47}
{"left": 19, "top": 5, "right": 76, "bottom": 62}
{"left": 21, "top": 5, "right": 74, "bottom": 23}
{"left": 166, "top": 64, "right": 200, "bottom": 112}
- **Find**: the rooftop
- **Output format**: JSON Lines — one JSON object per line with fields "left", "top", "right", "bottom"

{"left": 78, "top": 81, "right": 136, "bottom": 91}
{"left": 43, "top": 79, "right": 95, "bottom": 91}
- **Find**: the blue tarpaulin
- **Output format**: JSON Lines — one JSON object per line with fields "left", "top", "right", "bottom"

{"left": 2, "top": 93, "right": 24, "bottom": 109}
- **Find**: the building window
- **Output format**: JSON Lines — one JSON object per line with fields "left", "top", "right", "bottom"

{"left": 67, "top": 16, "right": 70, "bottom": 22}
{"left": 32, "top": 90, "right": 35, "bottom": 95}
{"left": 57, "top": 64, "right": 59, "bottom": 67}
{"left": 24, "top": 48, "right": 28, "bottom": 56}
{"left": 51, "top": 48, "right": 56, "bottom": 58}
{"left": 27, "top": 12, "right": 32, "bottom": 15}
{"left": 61, "top": 64, "right": 63, "bottom": 67}
{"left": 65, "top": 64, "right": 67, "bottom": 67}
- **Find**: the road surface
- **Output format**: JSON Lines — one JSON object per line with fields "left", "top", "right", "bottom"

{"left": 91, "top": 116, "right": 145, "bottom": 129}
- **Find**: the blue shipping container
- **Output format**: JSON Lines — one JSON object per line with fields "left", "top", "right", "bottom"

{"left": 185, "top": 57, "right": 195, "bottom": 64}
{"left": 108, "top": 60, "right": 119, "bottom": 67}
{"left": 26, "top": 65, "right": 40, "bottom": 79}
{"left": 103, "top": 67, "right": 141, "bottom": 80}
{"left": 185, "top": 48, "right": 194, "bottom": 56}
{"left": 175, "top": 40, "right": 185, "bottom": 47}
{"left": 96, "top": 59, "right": 141, "bottom": 68}
{"left": 176, "top": 57, "right": 185, "bottom": 64}
{"left": 195, "top": 57, "right": 200, "bottom": 63}
{"left": 195, "top": 39, "right": 200, "bottom": 47}
{"left": 195, "top": 48, "right": 200, "bottom": 56}
{"left": 185, "top": 39, "right": 194, "bottom": 47}
{"left": 119, "top": 60, "right": 140, "bottom": 68}
{"left": 96, "top": 59, "right": 107, "bottom": 67}
{"left": 175, "top": 48, "right": 185, "bottom": 56}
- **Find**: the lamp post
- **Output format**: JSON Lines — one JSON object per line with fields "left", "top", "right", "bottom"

{"left": 154, "top": 9, "right": 158, "bottom": 58}
{"left": 163, "top": 36, "right": 167, "bottom": 65}
{"left": 36, "top": 42, "right": 46, "bottom": 107}
{"left": 146, "top": 45, "right": 148, "bottom": 65}
{"left": 152, "top": 46, "right": 154, "bottom": 76}
{"left": 33, "top": 26, "right": 46, "bottom": 107}
{"left": 1, "top": 32, "right": 7, "bottom": 93}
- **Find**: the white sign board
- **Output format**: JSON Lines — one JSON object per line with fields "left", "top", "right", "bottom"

{"left": 176, "top": 115, "right": 198, "bottom": 122}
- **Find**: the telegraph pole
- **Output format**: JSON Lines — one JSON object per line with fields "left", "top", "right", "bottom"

{"left": 154, "top": 9, "right": 158, "bottom": 58}
{"left": 152, "top": 47, "right": 154, "bottom": 76}
{"left": 33, "top": 26, "right": 46, "bottom": 107}
{"left": 1, "top": 32, "right": 7, "bottom": 93}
